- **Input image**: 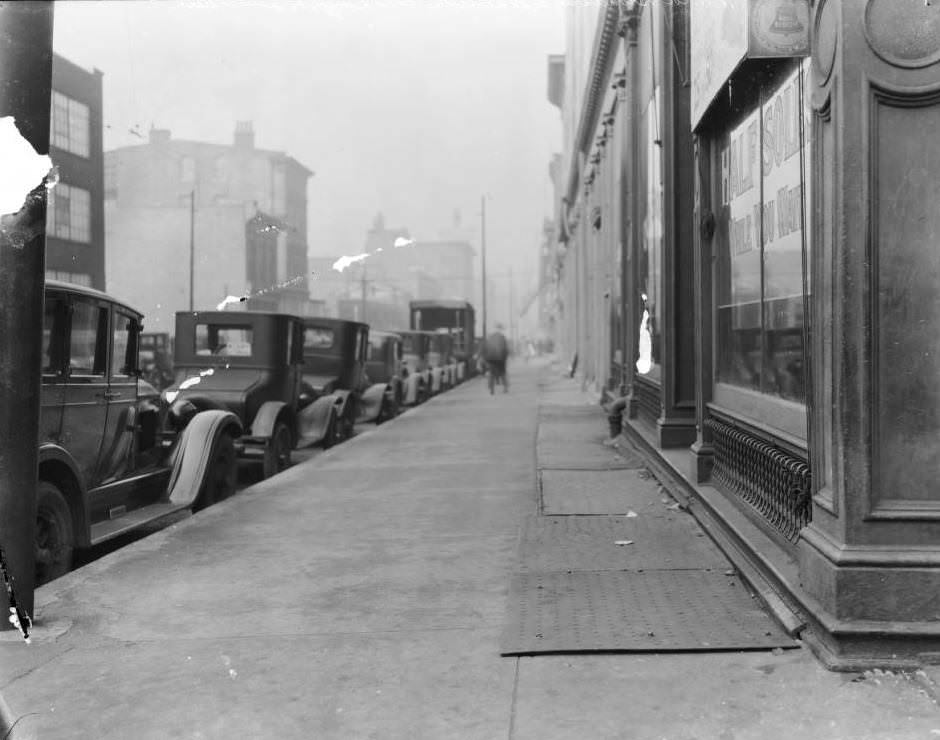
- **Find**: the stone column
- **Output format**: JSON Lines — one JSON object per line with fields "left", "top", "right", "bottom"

{"left": 689, "top": 134, "right": 715, "bottom": 482}
{"left": 798, "top": 0, "right": 940, "bottom": 666}
{"left": 654, "top": 0, "right": 696, "bottom": 447}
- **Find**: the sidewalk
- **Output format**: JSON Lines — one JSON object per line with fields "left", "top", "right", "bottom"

{"left": 1, "top": 359, "right": 938, "bottom": 739}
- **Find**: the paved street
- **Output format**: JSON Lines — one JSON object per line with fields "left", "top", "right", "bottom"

{"left": 2, "top": 359, "right": 939, "bottom": 739}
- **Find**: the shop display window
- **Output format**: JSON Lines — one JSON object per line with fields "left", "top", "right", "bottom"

{"left": 715, "top": 61, "right": 811, "bottom": 414}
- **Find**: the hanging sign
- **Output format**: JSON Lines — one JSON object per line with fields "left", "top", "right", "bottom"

{"left": 691, "top": 0, "right": 810, "bottom": 128}
{"left": 749, "top": 0, "right": 811, "bottom": 58}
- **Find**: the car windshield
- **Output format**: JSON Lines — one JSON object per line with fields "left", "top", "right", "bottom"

{"left": 195, "top": 324, "right": 253, "bottom": 357}
{"left": 304, "top": 327, "right": 335, "bottom": 351}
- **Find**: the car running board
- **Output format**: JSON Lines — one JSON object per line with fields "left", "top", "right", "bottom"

{"left": 89, "top": 501, "right": 191, "bottom": 546}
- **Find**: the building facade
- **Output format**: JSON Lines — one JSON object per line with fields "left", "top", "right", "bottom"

{"left": 105, "top": 122, "right": 313, "bottom": 333}
{"left": 46, "top": 53, "right": 105, "bottom": 289}
{"left": 551, "top": 0, "right": 940, "bottom": 668}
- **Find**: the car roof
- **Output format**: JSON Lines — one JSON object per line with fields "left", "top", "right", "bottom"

{"left": 409, "top": 300, "right": 473, "bottom": 310}
{"left": 46, "top": 279, "right": 143, "bottom": 317}
{"left": 302, "top": 316, "right": 368, "bottom": 332}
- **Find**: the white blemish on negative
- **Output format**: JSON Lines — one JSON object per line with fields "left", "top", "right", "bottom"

{"left": 0, "top": 117, "right": 54, "bottom": 216}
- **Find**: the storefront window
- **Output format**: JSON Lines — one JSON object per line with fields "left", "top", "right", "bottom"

{"left": 716, "top": 62, "right": 811, "bottom": 405}
{"left": 638, "top": 86, "right": 663, "bottom": 380}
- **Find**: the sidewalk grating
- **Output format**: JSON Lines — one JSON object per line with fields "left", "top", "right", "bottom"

{"left": 540, "top": 469, "right": 663, "bottom": 514}
{"left": 499, "top": 570, "right": 799, "bottom": 655}
{"left": 516, "top": 515, "right": 730, "bottom": 573}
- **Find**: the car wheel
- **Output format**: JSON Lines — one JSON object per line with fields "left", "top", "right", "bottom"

{"left": 321, "top": 411, "right": 337, "bottom": 450}
{"left": 262, "top": 422, "right": 292, "bottom": 479}
{"left": 194, "top": 433, "right": 237, "bottom": 511}
{"left": 35, "top": 481, "right": 74, "bottom": 586}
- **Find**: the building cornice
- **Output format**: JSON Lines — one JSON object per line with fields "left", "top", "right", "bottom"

{"left": 564, "top": 0, "right": 620, "bottom": 209}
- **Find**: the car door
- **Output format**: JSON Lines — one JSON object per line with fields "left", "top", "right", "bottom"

{"left": 95, "top": 307, "right": 139, "bottom": 490}
{"left": 60, "top": 294, "right": 110, "bottom": 496}
{"left": 39, "top": 291, "right": 69, "bottom": 446}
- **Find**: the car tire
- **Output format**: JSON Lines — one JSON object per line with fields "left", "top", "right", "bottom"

{"left": 262, "top": 422, "right": 292, "bottom": 479}
{"left": 321, "top": 410, "right": 337, "bottom": 450}
{"left": 194, "top": 433, "right": 237, "bottom": 511}
{"left": 35, "top": 481, "right": 74, "bottom": 587}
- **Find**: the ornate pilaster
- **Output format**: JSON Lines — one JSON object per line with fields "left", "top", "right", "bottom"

{"left": 797, "top": 0, "right": 940, "bottom": 667}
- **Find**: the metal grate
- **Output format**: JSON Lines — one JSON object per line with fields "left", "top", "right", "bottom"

{"left": 633, "top": 379, "right": 661, "bottom": 425}
{"left": 500, "top": 569, "right": 798, "bottom": 654}
{"left": 705, "top": 417, "right": 812, "bottom": 543}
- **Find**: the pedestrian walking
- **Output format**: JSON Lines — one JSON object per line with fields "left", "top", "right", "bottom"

{"left": 483, "top": 324, "right": 510, "bottom": 394}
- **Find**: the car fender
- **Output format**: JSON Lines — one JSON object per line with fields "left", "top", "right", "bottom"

{"left": 331, "top": 389, "right": 352, "bottom": 420}
{"left": 296, "top": 394, "right": 335, "bottom": 446}
{"left": 357, "top": 382, "right": 387, "bottom": 422}
{"left": 403, "top": 374, "right": 420, "bottom": 405}
{"left": 250, "top": 401, "right": 290, "bottom": 440}
{"left": 430, "top": 367, "right": 443, "bottom": 393}
{"left": 167, "top": 410, "right": 242, "bottom": 507}
{"left": 37, "top": 443, "right": 89, "bottom": 547}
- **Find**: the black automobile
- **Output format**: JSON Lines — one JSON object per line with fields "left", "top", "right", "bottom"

{"left": 167, "top": 310, "right": 349, "bottom": 480}
{"left": 300, "top": 317, "right": 369, "bottom": 440}
{"left": 359, "top": 329, "right": 403, "bottom": 423}
{"left": 36, "top": 281, "right": 242, "bottom": 585}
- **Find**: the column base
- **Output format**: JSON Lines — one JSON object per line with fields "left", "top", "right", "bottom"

{"left": 656, "top": 415, "right": 696, "bottom": 448}
{"left": 797, "top": 524, "right": 940, "bottom": 668}
{"left": 689, "top": 440, "right": 714, "bottom": 483}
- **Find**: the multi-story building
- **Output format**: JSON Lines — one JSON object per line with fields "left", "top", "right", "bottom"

{"left": 105, "top": 122, "right": 313, "bottom": 333}
{"left": 551, "top": 0, "right": 940, "bottom": 669}
{"left": 46, "top": 53, "right": 104, "bottom": 289}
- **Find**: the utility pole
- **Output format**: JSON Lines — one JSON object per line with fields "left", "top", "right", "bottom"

{"left": 509, "top": 266, "right": 516, "bottom": 348}
{"left": 189, "top": 189, "right": 195, "bottom": 311}
{"left": 0, "top": 3, "right": 53, "bottom": 736}
{"left": 481, "top": 195, "right": 487, "bottom": 339}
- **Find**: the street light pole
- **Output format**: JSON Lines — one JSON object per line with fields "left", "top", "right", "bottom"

{"left": 481, "top": 195, "right": 487, "bottom": 339}
{"left": 189, "top": 188, "right": 195, "bottom": 311}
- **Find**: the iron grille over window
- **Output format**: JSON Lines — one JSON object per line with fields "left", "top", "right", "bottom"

{"left": 705, "top": 416, "right": 812, "bottom": 544}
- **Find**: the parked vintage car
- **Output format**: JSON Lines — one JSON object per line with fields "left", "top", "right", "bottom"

{"left": 139, "top": 331, "right": 174, "bottom": 390}
{"left": 300, "top": 317, "right": 369, "bottom": 441}
{"left": 358, "top": 329, "right": 403, "bottom": 423}
{"left": 36, "top": 282, "right": 242, "bottom": 585}
{"left": 166, "top": 310, "right": 346, "bottom": 481}
{"left": 425, "top": 330, "right": 453, "bottom": 395}
{"left": 399, "top": 330, "right": 431, "bottom": 405}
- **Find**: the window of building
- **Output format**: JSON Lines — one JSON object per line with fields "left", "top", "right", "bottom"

{"left": 50, "top": 91, "right": 90, "bottom": 157}
{"left": 46, "top": 184, "right": 91, "bottom": 243}
{"left": 637, "top": 86, "right": 663, "bottom": 380}
{"left": 45, "top": 270, "right": 93, "bottom": 287}
{"left": 180, "top": 156, "right": 195, "bottom": 183}
{"left": 714, "top": 61, "right": 811, "bottom": 428}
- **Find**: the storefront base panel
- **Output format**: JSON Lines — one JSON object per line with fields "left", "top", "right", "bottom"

{"left": 656, "top": 416, "right": 696, "bottom": 449}
{"left": 622, "top": 418, "right": 940, "bottom": 670}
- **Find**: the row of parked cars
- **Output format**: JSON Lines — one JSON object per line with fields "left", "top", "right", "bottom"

{"left": 35, "top": 281, "right": 474, "bottom": 585}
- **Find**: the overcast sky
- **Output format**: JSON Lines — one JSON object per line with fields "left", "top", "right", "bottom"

{"left": 53, "top": 0, "right": 566, "bottom": 307}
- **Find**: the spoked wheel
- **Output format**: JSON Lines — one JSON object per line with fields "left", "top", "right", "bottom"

{"left": 194, "top": 433, "right": 237, "bottom": 511}
{"left": 35, "top": 481, "right": 74, "bottom": 586}
{"left": 262, "top": 422, "right": 293, "bottom": 478}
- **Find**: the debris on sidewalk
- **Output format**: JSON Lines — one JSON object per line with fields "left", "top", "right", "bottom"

{"left": 625, "top": 510, "right": 638, "bottom": 518}
{"left": 614, "top": 540, "right": 634, "bottom": 546}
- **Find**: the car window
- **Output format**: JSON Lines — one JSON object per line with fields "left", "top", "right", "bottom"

{"left": 69, "top": 298, "right": 107, "bottom": 376}
{"left": 42, "top": 294, "right": 68, "bottom": 376}
{"left": 368, "top": 335, "right": 384, "bottom": 361}
{"left": 111, "top": 311, "right": 135, "bottom": 377}
{"left": 195, "top": 324, "right": 253, "bottom": 356}
{"left": 304, "top": 327, "right": 334, "bottom": 350}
